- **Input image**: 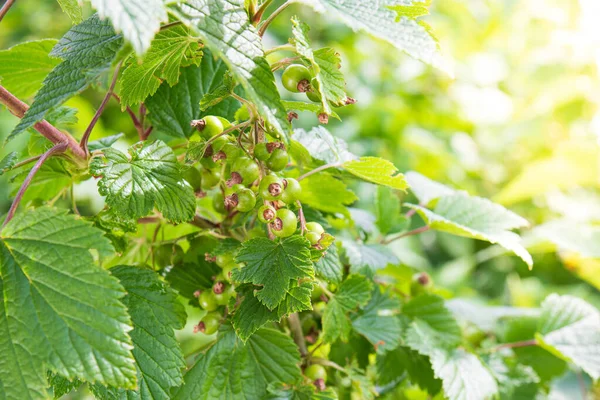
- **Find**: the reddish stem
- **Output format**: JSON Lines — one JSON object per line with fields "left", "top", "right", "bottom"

{"left": 0, "top": 0, "right": 16, "bottom": 22}
{"left": 81, "top": 62, "right": 122, "bottom": 154}
{"left": 0, "top": 85, "right": 86, "bottom": 160}
{"left": 3, "top": 142, "right": 69, "bottom": 227}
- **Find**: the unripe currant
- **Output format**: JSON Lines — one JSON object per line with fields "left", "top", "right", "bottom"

{"left": 281, "top": 177, "right": 301, "bottom": 204}
{"left": 411, "top": 272, "right": 433, "bottom": 296}
{"left": 305, "top": 222, "right": 325, "bottom": 235}
{"left": 258, "top": 204, "right": 277, "bottom": 223}
{"left": 259, "top": 175, "right": 284, "bottom": 200}
{"left": 266, "top": 148, "right": 289, "bottom": 171}
{"left": 195, "top": 312, "right": 220, "bottom": 335}
{"left": 254, "top": 143, "right": 270, "bottom": 161}
{"left": 236, "top": 188, "right": 257, "bottom": 212}
{"left": 201, "top": 168, "right": 221, "bottom": 189}
{"left": 213, "top": 192, "right": 226, "bottom": 214}
{"left": 198, "top": 291, "right": 218, "bottom": 312}
{"left": 231, "top": 156, "right": 260, "bottom": 185}
{"left": 270, "top": 208, "right": 297, "bottom": 238}
{"left": 191, "top": 116, "right": 224, "bottom": 140}
{"left": 282, "top": 64, "right": 312, "bottom": 93}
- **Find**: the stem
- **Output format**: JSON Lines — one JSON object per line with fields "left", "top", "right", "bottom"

{"left": 381, "top": 225, "right": 430, "bottom": 244}
{"left": 10, "top": 154, "right": 43, "bottom": 171}
{"left": 486, "top": 339, "right": 538, "bottom": 353}
{"left": 288, "top": 313, "right": 308, "bottom": 357}
{"left": 252, "top": 0, "right": 274, "bottom": 24}
{"left": 270, "top": 56, "right": 302, "bottom": 72}
{"left": 159, "top": 21, "right": 183, "bottom": 31}
{"left": 405, "top": 208, "right": 417, "bottom": 218}
{"left": 264, "top": 44, "right": 296, "bottom": 56}
{"left": 311, "top": 358, "right": 346, "bottom": 373}
{"left": 0, "top": 0, "right": 16, "bottom": 22}
{"left": 200, "top": 121, "right": 251, "bottom": 157}
{"left": 3, "top": 142, "right": 69, "bottom": 227}
{"left": 81, "top": 61, "right": 122, "bottom": 154}
{"left": 0, "top": 85, "right": 86, "bottom": 160}
{"left": 297, "top": 162, "right": 341, "bottom": 181}
{"left": 190, "top": 215, "right": 221, "bottom": 230}
{"left": 258, "top": 0, "right": 296, "bottom": 37}
{"left": 296, "top": 200, "right": 306, "bottom": 234}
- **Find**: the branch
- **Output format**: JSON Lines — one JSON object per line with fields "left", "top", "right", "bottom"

{"left": 3, "top": 142, "right": 69, "bottom": 227}
{"left": 80, "top": 61, "right": 122, "bottom": 154}
{"left": 0, "top": 0, "right": 16, "bottom": 22}
{"left": 485, "top": 339, "right": 538, "bottom": 353}
{"left": 288, "top": 313, "right": 308, "bottom": 357}
{"left": 0, "top": 85, "right": 86, "bottom": 160}
{"left": 258, "top": 0, "right": 296, "bottom": 37}
{"left": 381, "top": 225, "right": 430, "bottom": 244}
{"left": 297, "top": 162, "right": 341, "bottom": 181}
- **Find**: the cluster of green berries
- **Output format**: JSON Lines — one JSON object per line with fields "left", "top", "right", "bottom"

{"left": 185, "top": 114, "right": 330, "bottom": 247}
{"left": 193, "top": 252, "right": 240, "bottom": 335}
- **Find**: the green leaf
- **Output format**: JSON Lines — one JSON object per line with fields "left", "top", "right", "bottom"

{"left": 90, "top": 140, "right": 196, "bottom": 223}
{"left": 146, "top": 50, "right": 241, "bottom": 138}
{"left": 232, "top": 282, "right": 313, "bottom": 341}
{"left": 10, "top": 15, "right": 123, "bottom": 139}
{"left": 341, "top": 240, "right": 398, "bottom": 273}
{"left": 0, "top": 40, "right": 60, "bottom": 98}
{"left": 165, "top": 260, "right": 221, "bottom": 304}
{"left": 56, "top": 0, "right": 83, "bottom": 24}
{"left": 48, "top": 372, "right": 82, "bottom": 398}
{"left": 173, "top": 327, "right": 302, "bottom": 399}
{"left": 536, "top": 294, "right": 600, "bottom": 380}
{"left": 375, "top": 186, "right": 406, "bottom": 235}
{"left": 233, "top": 236, "right": 314, "bottom": 310}
{"left": 90, "top": 0, "right": 168, "bottom": 54}
{"left": 306, "top": 0, "right": 449, "bottom": 74}
{"left": 322, "top": 275, "right": 373, "bottom": 343}
{"left": 0, "top": 152, "right": 18, "bottom": 176}
{"left": 403, "top": 294, "right": 462, "bottom": 349}
{"left": 109, "top": 266, "right": 186, "bottom": 399}
{"left": 376, "top": 346, "right": 441, "bottom": 393}
{"left": 299, "top": 173, "right": 357, "bottom": 216}
{"left": 342, "top": 157, "right": 407, "bottom": 190}
{"left": 293, "top": 126, "right": 355, "bottom": 164}
{"left": 352, "top": 289, "right": 402, "bottom": 353}
{"left": 199, "top": 73, "right": 235, "bottom": 110}
{"left": 88, "top": 133, "right": 125, "bottom": 152}
{"left": 407, "top": 194, "right": 533, "bottom": 268}
{"left": 488, "top": 356, "right": 539, "bottom": 400}
{"left": 265, "top": 382, "right": 338, "bottom": 400}
{"left": 170, "top": 0, "right": 290, "bottom": 140}
{"left": 314, "top": 47, "right": 349, "bottom": 107}
{"left": 535, "top": 219, "right": 600, "bottom": 258}
{"left": 405, "top": 171, "right": 455, "bottom": 206}
{"left": 10, "top": 158, "right": 73, "bottom": 203}
{"left": 314, "top": 243, "right": 343, "bottom": 284}
{"left": 429, "top": 349, "right": 498, "bottom": 400}
{"left": 119, "top": 24, "right": 202, "bottom": 107}
{"left": 0, "top": 208, "right": 136, "bottom": 399}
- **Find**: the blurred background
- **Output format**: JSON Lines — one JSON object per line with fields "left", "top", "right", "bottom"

{"left": 1, "top": 0, "right": 600, "bottom": 396}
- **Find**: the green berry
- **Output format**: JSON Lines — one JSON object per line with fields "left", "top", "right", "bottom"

{"left": 216, "top": 253, "right": 234, "bottom": 268}
{"left": 258, "top": 204, "right": 277, "bottom": 223}
{"left": 305, "top": 222, "right": 324, "bottom": 235}
{"left": 305, "top": 231, "right": 321, "bottom": 245}
{"left": 282, "top": 64, "right": 312, "bottom": 93}
{"left": 281, "top": 178, "right": 301, "bottom": 204}
{"left": 305, "top": 364, "right": 327, "bottom": 383}
{"left": 306, "top": 78, "right": 321, "bottom": 102}
{"left": 212, "top": 192, "right": 226, "bottom": 214}
{"left": 197, "top": 312, "right": 221, "bottom": 335}
{"left": 182, "top": 167, "right": 203, "bottom": 191}
{"left": 254, "top": 143, "right": 270, "bottom": 161}
{"left": 271, "top": 208, "right": 297, "bottom": 238}
{"left": 232, "top": 157, "right": 260, "bottom": 185}
{"left": 259, "top": 175, "right": 284, "bottom": 201}
{"left": 410, "top": 272, "right": 433, "bottom": 296}
{"left": 201, "top": 168, "right": 221, "bottom": 189}
{"left": 236, "top": 188, "right": 257, "bottom": 212}
{"left": 266, "top": 148, "right": 288, "bottom": 171}
{"left": 198, "top": 291, "right": 218, "bottom": 311}
{"left": 154, "top": 244, "right": 184, "bottom": 266}
{"left": 195, "top": 116, "right": 224, "bottom": 140}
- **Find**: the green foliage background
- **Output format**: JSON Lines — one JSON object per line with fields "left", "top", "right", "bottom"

{"left": 1, "top": 0, "right": 599, "bottom": 398}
